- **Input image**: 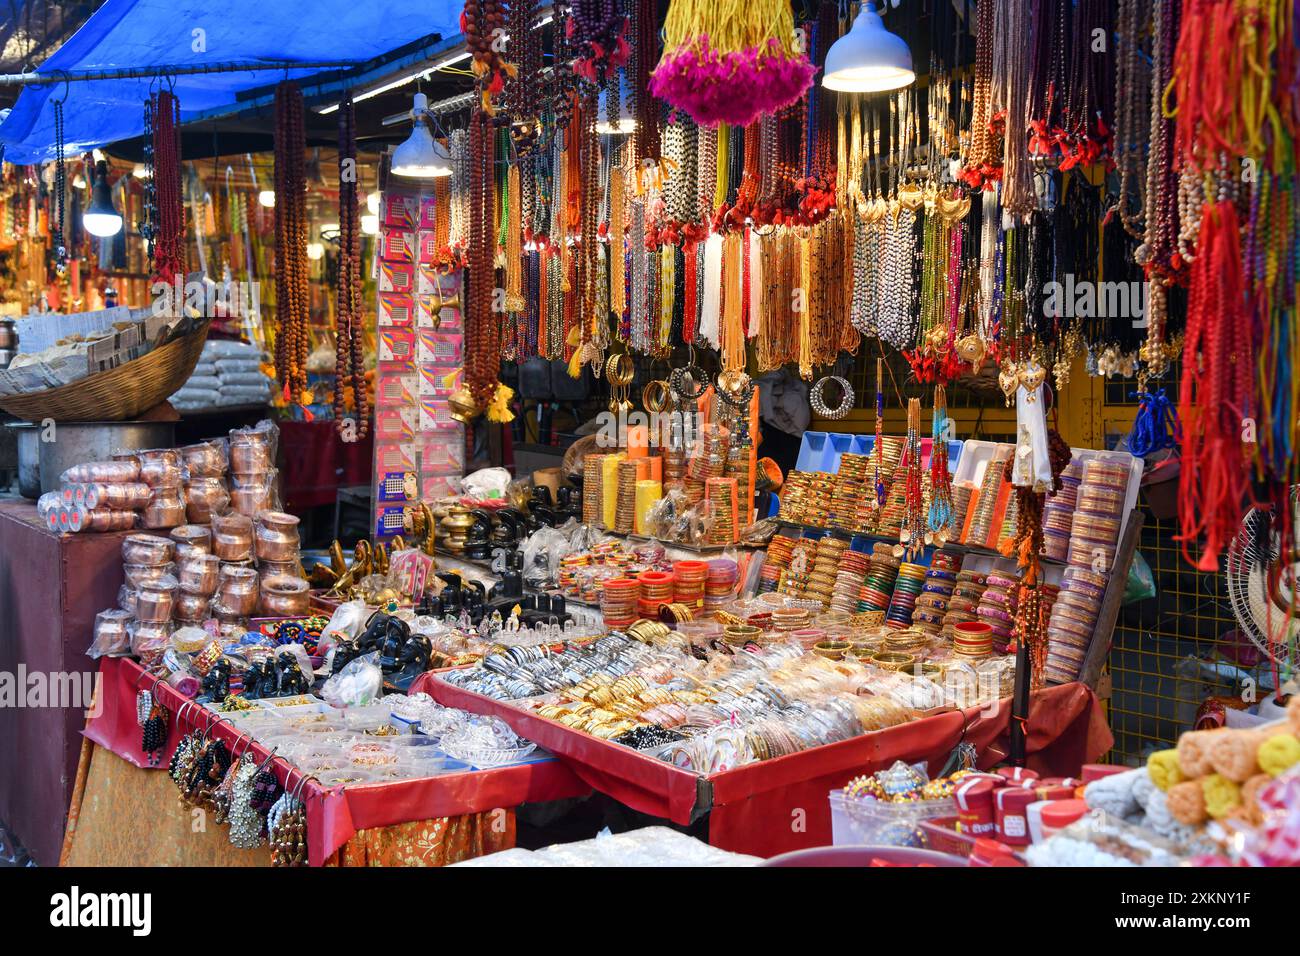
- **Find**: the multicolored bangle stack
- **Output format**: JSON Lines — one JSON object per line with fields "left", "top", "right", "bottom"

{"left": 857, "top": 544, "right": 901, "bottom": 613}
{"left": 830, "top": 548, "right": 870, "bottom": 614}
{"left": 885, "top": 562, "right": 928, "bottom": 629}
{"left": 1041, "top": 459, "right": 1082, "bottom": 561}
{"left": 975, "top": 571, "right": 1018, "bottom": 653}
{"left": 910, "top": 551, "right": 960, "bottom": 636}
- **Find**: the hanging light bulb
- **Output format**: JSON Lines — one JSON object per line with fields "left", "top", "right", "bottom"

{"left": 258, "top": 189, "right": 276, "bottom": 207}
{"left": 83, "top": 160, "right": 124, "bottom": 238}
{"left": 360, "top": 214, "right": 379, "bottom": 235}
{"left": 132, "top": 163, "right": 151, "bottom": 179}
{"left": 306, "top": 241, "right": 325, "bottom": 260}
{"left": 391, "top": 93, "right": 452, "bottom": 178}
{"left": 367, "top": 191, "right": 381, "bottom": 215}
{"left": 822, "top": 1, "right": 915, "bottom": 93}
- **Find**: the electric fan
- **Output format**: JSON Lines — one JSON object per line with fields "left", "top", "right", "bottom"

{"left": 1222, "top": 493, "right": 1300, "bottom": 685}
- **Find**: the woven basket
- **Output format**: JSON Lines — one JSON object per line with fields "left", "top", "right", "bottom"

{"left": 0, "top": 320, "right": 211, "bottom": 423}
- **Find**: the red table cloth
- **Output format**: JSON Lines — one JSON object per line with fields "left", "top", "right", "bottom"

{"left": 86, "top": 657, "right": 589, "bottom": 866}
{"left": 278, "top": 420, "right": 373, "bottom": 511}
{"left": 414, "top": 673, "right": 1111, "bottom": 858}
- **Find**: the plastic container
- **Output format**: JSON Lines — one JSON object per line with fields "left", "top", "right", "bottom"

{"left": 1039, "top": 799, "right": 1088, "bottom": 839}
{"left": 829, "top": 790, "right": 954, "bottom": 847}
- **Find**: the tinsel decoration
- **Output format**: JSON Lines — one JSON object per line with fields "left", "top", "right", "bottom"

{"left": 333, "top": 94, "right": 367, "bottom": 437}
{"left": 148, "top": 89, "right": 185, "bottom": 284}
{"left": 272, "top": 81, "right": 311, "bottom": 402}
{"left": 650, "top": 0, "right": 815, "bottom": 127}
{"left": 927, "top": 384, "right": 954, "bottom": 541}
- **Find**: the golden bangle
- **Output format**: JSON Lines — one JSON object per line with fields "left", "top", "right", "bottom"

{"left": 642, "top": 379, "right": 669, "bottom": 413}
{"left": 606, "top": 352, "right": 634, "bottom": 387}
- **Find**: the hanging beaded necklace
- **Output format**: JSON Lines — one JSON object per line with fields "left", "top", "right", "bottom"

{"left": 1113, "top": 0, "right": 1150, "bottom": 238}
{"left": 272, "top": 82, "right": 310, "bottom": 401}
{"left": 334, "top": 94, "right": 367, "bottom": 437}
{"left": 150, "top": 89, "right": 185, "bottom": 285}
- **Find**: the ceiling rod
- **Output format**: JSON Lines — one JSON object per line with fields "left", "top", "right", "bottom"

{"left": 0, "top": 60, "right": 361, "bottom": 87}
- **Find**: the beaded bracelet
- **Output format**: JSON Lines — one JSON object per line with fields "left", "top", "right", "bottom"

{"left": 810, "top": 376, "right": 855, "bottom": 420}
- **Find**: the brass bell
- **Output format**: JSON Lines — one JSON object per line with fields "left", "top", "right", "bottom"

{"left": 448, "top": 387, "right": 481, "bottom": 424}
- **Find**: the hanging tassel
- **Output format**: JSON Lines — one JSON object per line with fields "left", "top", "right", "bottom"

{"left": 928, "top": 383, "right": 955, "bottom": 540}
{"left": 1127, "top": 388, "right": 1181, "bottom": 458}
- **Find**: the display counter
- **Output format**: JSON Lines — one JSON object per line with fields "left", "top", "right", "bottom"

{"left": 78, "top": 657, "right": 590, "bottom": 866}
{"left": 414, "top": 672, "right": 1110, "bottom": 858}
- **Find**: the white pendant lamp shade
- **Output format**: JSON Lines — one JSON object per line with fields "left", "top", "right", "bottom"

{"left": 392, "top": 93, "right": 453, "bottom": 178}
{"left": 83, "top": 160, "right": 124, "bottom": 238}
{"left": 822, "top": 2, "right": 915, "bottom": 93}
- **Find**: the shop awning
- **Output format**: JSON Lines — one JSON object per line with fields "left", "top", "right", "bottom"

{"left": 0, "top": 0, "right": 463, "bottom": 164}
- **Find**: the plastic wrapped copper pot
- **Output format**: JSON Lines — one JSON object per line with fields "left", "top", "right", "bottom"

{"left": 173, "top": 591, "right": 212, "bottom": 624}
{"left": 135, "top": 577, "right": 178, "bottom": 623}
{"left": 137, "top": 448, "right": 183, "bottom": 487}
{"left": 177, "top": 553, "right": 221, "bottom": 596}
{"left": 229, "top": 475, "right": 273, "bottom": 516}
{"left": 258, "top": 575, "right": 310, "bottom": 617}
{"left": 129, "top": 620, "right": 171, "bottom": 663}
{"left": 80, "top": 482, "right": 152, "bottom": 510}
{"left": 170, "top": 525, "right": 212, "bottom": 553}
{"left": 123, "top": 562, "right": 176, "bottom": 589}
{"left": 214, "top": 564, "right": 259, "bottom": 616}
{"left": 91, "top": 609, "right": 134, "bottom": 657}
{"left": 60, "top": 459, "right": 141, "bottom": 484}
{"left": 211, "top": 513, "right": 254, "bottom": 561}
{"left": 258, "top": 559, "right": 303, "bottom": 580}
{"left": 179, "top": 440, "right": 227, "bottom": 478}
{"left": 184, "top": 477, "right": 230, "bottom": 523}
{"left": 117, "top": 585, "right": 138, "bottom": 615}
{"left": 122, "top": 533, "right": 175, "bottom": 566}
{"left": 255, "top": 510, "right": 301, "bottom": 561}
{"left": 141, "top": 487, "right": 186, "bottom": 529}
{"left": 83, "top": 508, "right": 139, "bottom": 532}
{"left": 229, "top": 430, "right": 273, "bottom": 473}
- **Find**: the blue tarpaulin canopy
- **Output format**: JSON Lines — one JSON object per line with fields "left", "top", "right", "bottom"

{"left": 0, "top": 0, "right": 462, "bottom": 164}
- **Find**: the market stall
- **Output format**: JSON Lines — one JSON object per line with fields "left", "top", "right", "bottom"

{"left": 0, "top": 0, "right": 1296, "bottom": 877}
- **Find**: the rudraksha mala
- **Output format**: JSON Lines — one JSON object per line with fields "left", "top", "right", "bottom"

{"left": 273, "top": 81, "right": 310, "bottom": 400}
{"left": 465, "top": 110, "right": 501, "bottom": 410}
{"left": 463, "top": 0, "right": 513, "bottom": 114}
{"left": 148, "top": 89, "right": 185, "bottom": 284}
{"left": 333, "top": 93, "right": 367, "bottom": 437}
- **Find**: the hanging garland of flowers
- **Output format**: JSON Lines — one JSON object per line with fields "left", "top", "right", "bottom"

{"left": 649, "top": 0, "right": 814, "bottom": 127}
